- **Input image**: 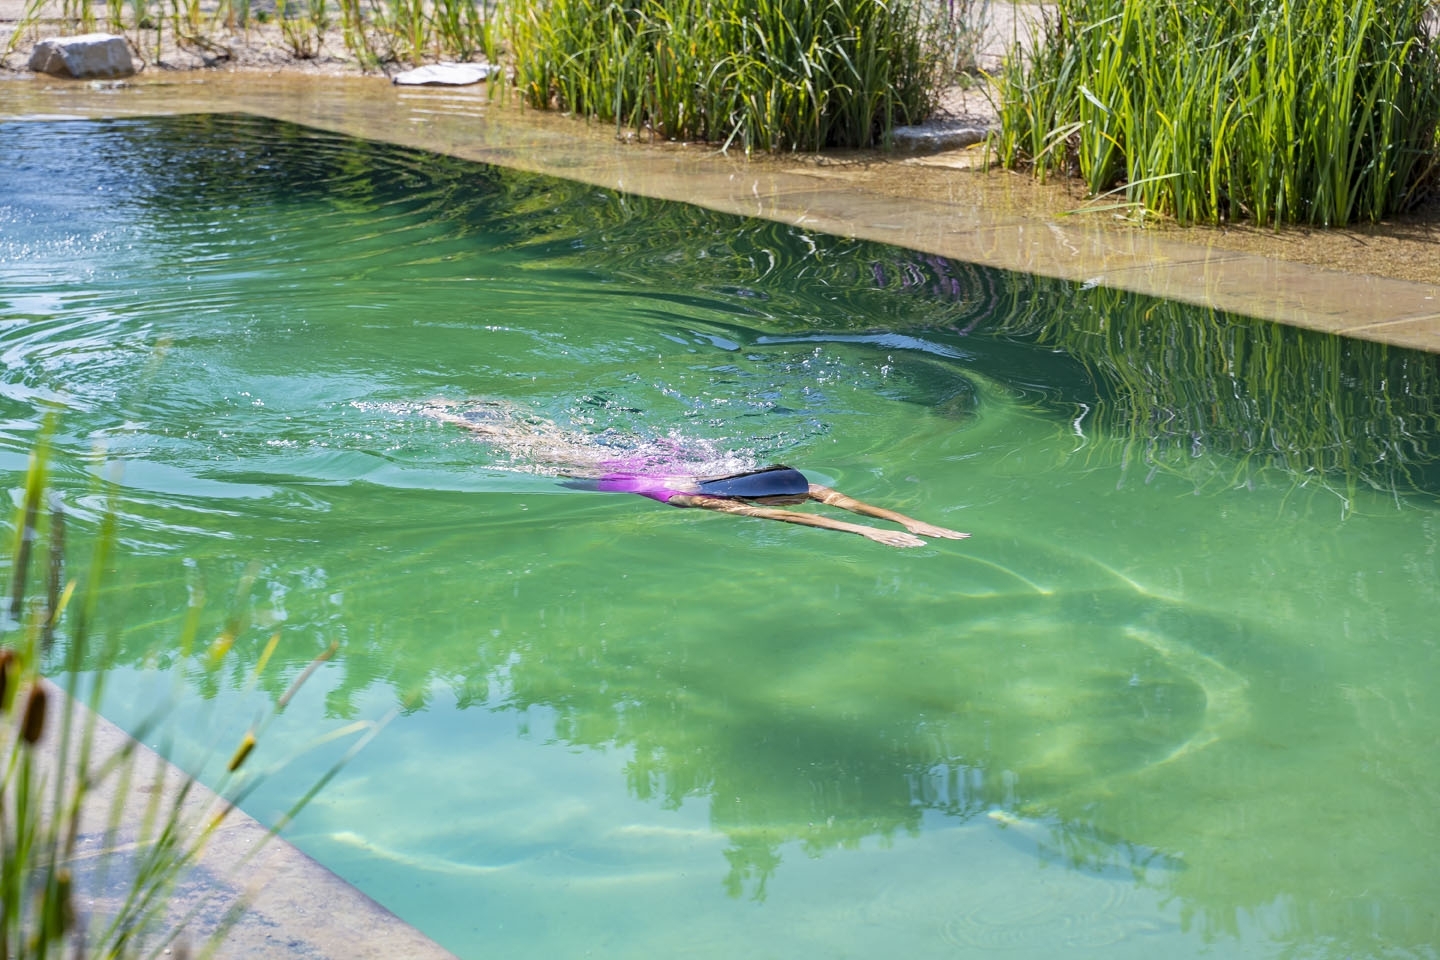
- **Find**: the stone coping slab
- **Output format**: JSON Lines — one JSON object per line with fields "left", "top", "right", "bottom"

{"left": 2, "top": 72, "right": 1438, "bottom": 351}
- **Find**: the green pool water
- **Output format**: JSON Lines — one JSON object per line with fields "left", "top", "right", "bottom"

{"left": 2, "top": 114, "right": 1438, "bottom": 959}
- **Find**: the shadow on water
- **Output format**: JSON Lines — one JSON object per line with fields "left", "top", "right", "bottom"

{"left": 3, "top": 114, "right": 1439, "bottom": 958}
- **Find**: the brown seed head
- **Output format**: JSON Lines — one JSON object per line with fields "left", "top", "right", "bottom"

{"left": 227, "top": 731, "right": 256, "bottom": 772}
{"left": 0, "top": 648, "right": 14, "bottom": 713}
{"left": 56, "top": 868, "right": 74, "bottom": 933}
{"left": 21, "top": 683, "right": 48, "bottom": 745}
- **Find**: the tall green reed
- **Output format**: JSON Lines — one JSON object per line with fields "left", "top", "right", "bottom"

{"left": 0, "top": 424, "right": 380, "bottom": 957}
{"left": 504, "top": 0, "right": 948, "bottom": 151}
{"left": 277, "top": 0, "right": 330, "bottom": 58}
{"left": 327, "top": 0, "right": 499, "bottom": 65}
{"left": 995, "top": 0, "right": 1440, "bottom": 225}
{"left": 432, "top": 0, "right": 497, "bottom": 60}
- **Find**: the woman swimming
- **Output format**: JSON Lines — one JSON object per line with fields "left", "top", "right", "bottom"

{"left": 422, "top": 400, "right": 968, "bottom": 549}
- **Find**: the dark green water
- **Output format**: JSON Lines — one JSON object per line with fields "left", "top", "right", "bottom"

{"left": 2, "top": 115, "right": 1438, "bottom": 959}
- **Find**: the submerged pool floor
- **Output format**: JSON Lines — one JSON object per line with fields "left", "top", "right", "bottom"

{"left": 2, "top": 114, "right": 1439, "bottom": 959}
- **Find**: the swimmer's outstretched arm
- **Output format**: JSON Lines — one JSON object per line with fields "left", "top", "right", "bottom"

{"left": 669, "top": 494, "right": 929, "bottom": 548}
{"left": 421, "top": 402, "right": 502, "bottom": 438}
{"left": 806, "top": 484, "right": 969, "bottom": 540}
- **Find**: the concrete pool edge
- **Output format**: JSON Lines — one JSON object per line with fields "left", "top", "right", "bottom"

{"left": 5, "top": 71, "right": 1436, "bottom": 352}
{"left": 36, "top": 679, "right": 460, "bottom": 960}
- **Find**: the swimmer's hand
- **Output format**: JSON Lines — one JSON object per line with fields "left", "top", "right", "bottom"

{"left": 901, "top": 521, "right": 970, "bottom": 540}
{"left": 862, "top": 528, "right": 928, "bottom": 549}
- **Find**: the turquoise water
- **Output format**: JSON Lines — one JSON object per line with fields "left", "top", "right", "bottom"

{"left": 2, "top": 114, "right": 1438, "bottom": 959}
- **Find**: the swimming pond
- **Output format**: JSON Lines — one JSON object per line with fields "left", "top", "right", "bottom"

{"left": 2, "top": 113, "right": 1438, "bottom": 959}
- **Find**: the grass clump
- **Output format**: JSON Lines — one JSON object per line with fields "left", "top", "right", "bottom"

{"left": 504, "top": 0, "right": 951, "bottom": 151}
{"left": 995, "top": 0, "right": 1440, "bottom": 226}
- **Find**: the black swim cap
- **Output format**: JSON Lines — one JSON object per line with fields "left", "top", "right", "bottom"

{"left": 694, "top": 465, "right": 810, "bottom": 500}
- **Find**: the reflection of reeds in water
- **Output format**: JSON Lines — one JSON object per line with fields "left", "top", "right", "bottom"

{"left": 880, "top": 254, "right": 1440, "bottom": 503}
{"left": 1001, "top": 283, "right": 1440, "bottom": 502}
{"left": 0, "top": 422, "right": 379, "bottom": 956}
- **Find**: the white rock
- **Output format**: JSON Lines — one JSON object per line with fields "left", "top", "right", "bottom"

{"left": 392, "top": 62, "right": 496, "bottom": 87}
{"left": 28, "top": 33, "right": 136, "bottom": 79}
